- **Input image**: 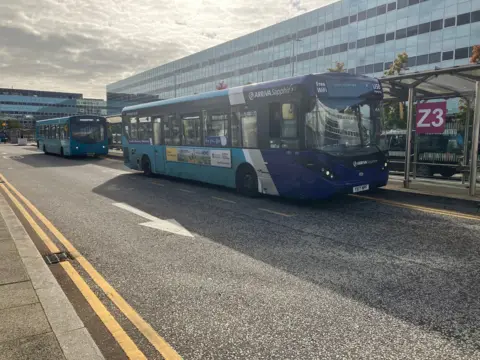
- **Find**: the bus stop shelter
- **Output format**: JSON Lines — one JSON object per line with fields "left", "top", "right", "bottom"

{"left": 379, "top": 64, "right": 480, "bottom": 196}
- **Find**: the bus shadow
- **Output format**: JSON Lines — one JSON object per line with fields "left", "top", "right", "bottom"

{"left": 6, "top": 152, "right": 121, "bottom": 170}
{"left": 92, "top": 173, "right": 480, "bottom": 351}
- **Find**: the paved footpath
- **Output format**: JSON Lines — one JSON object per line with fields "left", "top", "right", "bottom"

{"left": 0, "top": 193, "right": 104, "bottom": 360}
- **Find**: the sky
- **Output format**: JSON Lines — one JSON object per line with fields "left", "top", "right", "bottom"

{"left": 0, "top": 0, "right": 332, "bottom": 99}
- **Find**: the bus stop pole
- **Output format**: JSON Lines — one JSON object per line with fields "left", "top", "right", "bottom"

{"left": 462, "top": 99, "right": 471, "bottom": 185}
{"left": 469, "top": 81, "right": 480, "bottom": 196}
{"left": 404, "top": 87, "right": 415, "bottom": 188}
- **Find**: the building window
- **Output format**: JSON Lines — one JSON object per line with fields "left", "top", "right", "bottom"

{"left": 429, "top": 52, "right": 441, "bottom": 64}
{"left": 397, "top": 0, "right": 408, "bottom": 9}
{"left": 386, "top": 32, "right": 395, "bottom": 41}
{"left": 416, "top": 54, "right": 428, "bottom": 66}
{"left": 396, "top": 28, "right": 407, "bottom": 39}
{"left": 418, "top": 22, "right": 430, "bottom": 35}
{"left": 430, "top": 19, "right": 443, "bottom": 31}
{"left": 442, "top": 51, "right": 454, "bottom": 61}
{"left": 455, "top": 47, "right": 469, "bottom": 60}
{"left": 457, "top": 13, "right": 470, "bottom": 26}
{"left": 444, "top": 17, "right": 456, "bottom": 28}
{"left": 375, "top": 34, "right": 385, "bottom": 44}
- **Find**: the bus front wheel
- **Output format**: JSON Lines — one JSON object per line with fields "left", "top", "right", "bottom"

{"left": 141, "top": 155, "right": 152, "bottom": 176}
{"left": 236, "top": 164, "right": 258, "bottom": 197}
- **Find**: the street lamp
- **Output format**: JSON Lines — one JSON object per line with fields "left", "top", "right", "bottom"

{"left": 291, "top": 38, "right": 302, "bottom": 77}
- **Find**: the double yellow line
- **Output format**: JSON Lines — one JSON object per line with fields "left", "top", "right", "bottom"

{"left": 0, "top": 174, "right": 182, "bottom": 360}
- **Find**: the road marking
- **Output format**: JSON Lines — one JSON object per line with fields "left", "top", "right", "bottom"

{"left": 212, "top": 196, "right": 236, "bottom": 204}
{"left": 0, "top": 174, "right": 183, "bottom": 360}
{"left": 0, "top": 183, "right": 147, "bottom": 360}
{"left": 258, "top": 208, "right": 294, "bottom": 217}
{"left": 151, "top": 182, "right": 165, "bottom": 187}
{"left": 113, "top": 202, "right": 193, "bottom": 237}
{"left": 179, "top": 188, "right": 194, "bottom": 193}
{"left": 352, "top": 194, "right": 480, "bottom": 221}
{"left": 60, "top": 262, "right": 147, "bottom": 360}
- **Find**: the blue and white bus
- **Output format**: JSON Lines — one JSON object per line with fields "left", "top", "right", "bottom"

{"left": 121, "top": 73, "right": 388, "bottom": 199}
{"left": 36, "top": 115, "right": 108, "bottom": 157}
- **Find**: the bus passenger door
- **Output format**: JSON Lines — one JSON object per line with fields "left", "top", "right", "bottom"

{"left": 153, "top": 117, "right": 166, "bottom": 174}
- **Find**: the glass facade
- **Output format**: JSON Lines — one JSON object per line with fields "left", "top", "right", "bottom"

{"left": 0, "top": 88, "right": 107, "bottom": 128}
{"left": 106, "top": 0, "right": 480, "bottom": 114}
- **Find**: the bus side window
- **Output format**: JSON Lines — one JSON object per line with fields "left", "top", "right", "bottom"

{"left": 241, "top": 111, "right": 258, "bottom": 148}
{"left": 182, "top": 113, "right": 201, "bottom": 146}
{"left": 269, "top": 103, "right": 299, "bottom": 149}
{"left": 130, "top": 117, "right": 138, "bottom": 140}
{"left": 205, "top": 111, "right": 229, "bottom": 147}
{"left": 231, "top": 111, "right": 242, "bottom": 147}
{"left": 153, "top": 117, "right": 162, "bottom": 145}
{"left": 138, "top": 117, "right": 152, "bottom": 142}
{"left": 166, "top": 114, "right": 181, "bottom": 145}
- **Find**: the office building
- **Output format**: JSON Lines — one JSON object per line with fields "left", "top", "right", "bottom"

{"left": 0, "top": 88, "right": 107, "bottom": 128}
{"left": 107, "top": 0, "right": 480, "bottom": 114}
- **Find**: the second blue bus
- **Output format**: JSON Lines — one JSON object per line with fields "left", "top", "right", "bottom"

{"left": 121, "top": 72, "right": 389, "bottom": 200}
{"left": 36, "top": 115, "right": 108, "bottom": 157}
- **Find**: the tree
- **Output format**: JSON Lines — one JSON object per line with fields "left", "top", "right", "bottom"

{"left": 383, "top": 52, "right": 409, "bottom": 130}
{"left": 471, "top": 45, "right": 480, "bottom": 64}
{"left": 384, "top": 52, "right": 409, "bottom": 76}
{"left": 455, "top": 98, "right": 474, "bottom": 129}
{"left": 328, "top": 62, "right": 345, "bottom": 72}
{"left": 6, "top": 120, "right": 21, "bottom": 129}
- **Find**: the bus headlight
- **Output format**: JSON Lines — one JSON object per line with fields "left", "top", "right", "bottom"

{"left": 321, "top": 167, "right": 334, "bottom": 179}
{"left": 76, "top": 146, "right": 79, "bottom": 150}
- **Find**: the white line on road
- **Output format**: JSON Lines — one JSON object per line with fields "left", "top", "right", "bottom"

{"left": 179, "top": 189, "right": 194, "bottom": 193}
{"left": 212, "top": 196, "right": 236, "bottom": 204}
{"left": 112, "top": 202, "right": 193, "bottom": 237}
{"left": 258, "top": 208, "right": 294, "bottom": 217}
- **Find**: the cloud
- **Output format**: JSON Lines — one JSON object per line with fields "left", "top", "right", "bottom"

{"left": 0, "top": 0, "right": 332, "bottom": 99}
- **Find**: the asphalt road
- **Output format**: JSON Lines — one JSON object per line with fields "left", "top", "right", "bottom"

{"left": 1, "top": 145, "right": 480, "bottom": 359}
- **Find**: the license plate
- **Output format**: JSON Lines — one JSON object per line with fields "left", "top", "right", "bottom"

{"left": 353, "top": 184, "right": 369, "bottom": 193}
{"left": 87, "top": 153, "right": 95, "bottom": 157}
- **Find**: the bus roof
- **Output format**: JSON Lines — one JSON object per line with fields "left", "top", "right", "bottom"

{"left": 36, "top": 115, "right": 106, "bottom": 125}
{"left": 122, "top": 72, "right": 381, "bottom": 114}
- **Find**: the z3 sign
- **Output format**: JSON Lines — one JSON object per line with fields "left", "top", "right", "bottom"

{"left": 416, "top": 102, "right": 447, "bottom": 134}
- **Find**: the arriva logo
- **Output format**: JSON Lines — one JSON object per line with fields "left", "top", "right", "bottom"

{"left": 353, "top": 160, "right": 378, "bottom": 167}
{"left": 248, "top": 86, "right": 296, "bottom": 101}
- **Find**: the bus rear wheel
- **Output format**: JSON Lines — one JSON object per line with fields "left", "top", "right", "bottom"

{"left": 236, "top": 165, "right": 258, "bottom": 197}
{"left": 141, "top": 156, "right": 152, "bottom": 176}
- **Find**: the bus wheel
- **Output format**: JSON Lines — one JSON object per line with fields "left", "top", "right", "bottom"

{"left": 60, "top": 148, "right": 64, "bottom": 157}
{"left": 416, "top": 165, "right": 432, "bottom": 178}
{"left": 236, "top": 164, "right": 258, "bottom": 197}
{"left": 141, "top": 156, "right": 152, "bottom": 176}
